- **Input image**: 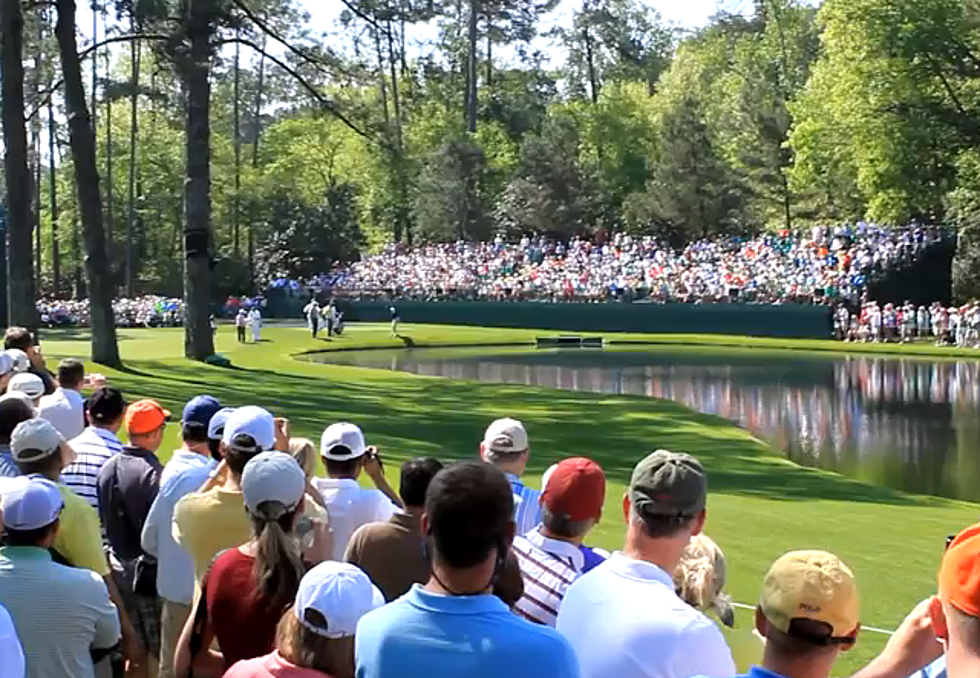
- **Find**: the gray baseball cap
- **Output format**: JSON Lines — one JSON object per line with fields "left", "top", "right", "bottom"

{"left": 241, "top": 451, "right": 306, "bottom": 519}
{"left": 629, "top": 450, "right": 706, "bottom": 519}
{"left": 11, "top": 418, "right": 64, "bottom": 463}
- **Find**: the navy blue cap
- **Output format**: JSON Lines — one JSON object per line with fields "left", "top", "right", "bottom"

{"left": 182, "top": 395, "right": 221, "bottom": 427}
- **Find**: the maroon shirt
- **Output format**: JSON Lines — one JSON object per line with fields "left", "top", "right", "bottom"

{"left": 206, "top": 549, "right": 287, "bottom": 670}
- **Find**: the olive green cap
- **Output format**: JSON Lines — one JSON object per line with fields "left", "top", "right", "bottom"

{"left": 629, "top": 450, "right": 706, "bottom": 519}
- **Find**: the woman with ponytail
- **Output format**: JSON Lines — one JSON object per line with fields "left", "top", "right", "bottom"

{"left": 175, "top": 452, "right": 329, "bottom": 677}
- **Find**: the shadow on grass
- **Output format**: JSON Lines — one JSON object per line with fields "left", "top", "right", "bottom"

{"left": 103, "top": 357, "right": 946, "bottom": 509}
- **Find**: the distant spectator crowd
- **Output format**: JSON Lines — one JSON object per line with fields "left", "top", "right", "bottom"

{"left": 320, "top": 224, "right": 945, "bottom": 304}
{"left": 0, "top": 324, "right": 973, "bottom": 678}
{"left": 837, "top": 301, "right": 980, "bottom": 347}
{"left": 37, "top": 296, "right": 184, "bottom": 328}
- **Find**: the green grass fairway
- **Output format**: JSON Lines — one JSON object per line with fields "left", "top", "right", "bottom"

{"left": 40, "top": 323, "right": 979, "bottom": 674}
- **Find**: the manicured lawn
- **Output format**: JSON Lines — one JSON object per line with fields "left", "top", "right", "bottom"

{"left": 40, "top": 322, "right": 979, "bottom": 674}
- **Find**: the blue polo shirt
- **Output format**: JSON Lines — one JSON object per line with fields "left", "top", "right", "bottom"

{"left": 355, "top": 584, "right": 580, "bottom": 678}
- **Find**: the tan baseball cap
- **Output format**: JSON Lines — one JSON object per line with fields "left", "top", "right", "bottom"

{"left": 760, "top": 550, "right": 859, "bottom": 644}
{"left": 482, "top": 418, "right": 528, "bottom": 454}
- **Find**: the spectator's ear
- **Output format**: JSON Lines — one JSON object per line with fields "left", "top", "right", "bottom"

{"left": 840, "top": 625, "right": 860, "bottom": 652}
{"left": 622, "top": 493, "right": 631, "bottom": 522}
{"left": 421, "top": 512, "right": 431, "bottom": 536}
{"left": 692, "top": 509, "right": 707, "bottom": 537}
{"left": 478, "top": 442, "right": 487, "bottom": 462}
{"left": 929, "top": 596, "right": 948, "bottom": 641}
{"left": 754, "top": 606, "right": 767, "bottom": 637}
{"left": 504, "top": 520, "right": 516, "bottom": 545}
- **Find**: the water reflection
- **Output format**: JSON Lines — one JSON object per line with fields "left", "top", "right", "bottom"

{"left": 319, "top": 348, "right": 980, "bottom": 502}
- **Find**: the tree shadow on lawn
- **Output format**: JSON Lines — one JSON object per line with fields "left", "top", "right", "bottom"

{"left": 114, "top": 359, "right": 939, "bottom": 509}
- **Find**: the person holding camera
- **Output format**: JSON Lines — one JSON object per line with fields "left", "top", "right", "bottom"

{"left": 312, "top": 423, "right": 404, "bottom": 562}
{"left": 97, "top": 399, "right": 169, "bottom": 675}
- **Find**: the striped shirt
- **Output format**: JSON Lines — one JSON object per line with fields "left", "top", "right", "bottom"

{"left": 0, "top": 546, "right": 120, "bottom": 678}
{"left": 512, "top": 527, "right": 584, "bottom": 627}
{"left": 0, "top": 446, "right": 18, "bottom": 478}
{"left": 505, "top": 473, "right": 542, "bottom": 536}
{"left": 61, "top": 426, "right": 124, "bottom": 512}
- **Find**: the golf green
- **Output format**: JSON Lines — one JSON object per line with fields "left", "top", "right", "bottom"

{"left": 40, "top": 322, "right": 978, "bottom": 674}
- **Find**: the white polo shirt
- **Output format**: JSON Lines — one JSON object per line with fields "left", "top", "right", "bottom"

{"left": 556, "top": 552, "right": 736, "bottom": 678}
{"left": 312, "top": 477, "right": 398, "bottom": 561}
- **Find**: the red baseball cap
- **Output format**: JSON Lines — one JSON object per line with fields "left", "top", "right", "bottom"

{"left": 541, "top": 457, "right": 605, "bottom": 522}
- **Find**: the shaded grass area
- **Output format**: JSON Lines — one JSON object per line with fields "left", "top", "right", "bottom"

{"left": 41, "top": 323, "right": 979, "bottom": 674}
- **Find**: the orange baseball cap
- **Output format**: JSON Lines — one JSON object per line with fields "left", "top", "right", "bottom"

{"left": 124, "top": 399, "right": 171, "bottom": 436}
{"left": 939, "top": 523, "right": 980, "bottom": 617}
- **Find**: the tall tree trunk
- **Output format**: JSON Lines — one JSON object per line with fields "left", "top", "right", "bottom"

{"left": 104, "top": 19, "right": 114, "bottom": 278}
{"left": 54, "top": 0, "right": 120, "bottom": 365}
{"left": 387, "top": 16, "right": 409, "bottom": 244}
{"left": 373, "top": 20, "right": 390, "bottom": 128}
{"left": 91, "top": 1, "right": 97, "bottom": 133}
{"left": 33, "top": 15, "right": 43, "bottom": 295}
{"left": 33, "top": 125, "right": 42, "bottom": 294}
{"left": 126, "top": 29, "right": 140, "bottom": 297}
{"left": 233, "top": 33, "right": 241, "bottom": 259}
{"left": 485, "top": 14, "right": 492, "bottom": 92}
{"left": 466, "top": 0, "right": 478, "bottom": 132}
{"left": 249, "top": 38, "right": 265, "bottom": 290}
{"left": 182, "top": 0, "right": 216, "bottom": 360}
{"left": 2, "top": 0, "right": 38, "bottom": 327}
{"left": 48, "top": 94, "right": 60, "bottom": 296}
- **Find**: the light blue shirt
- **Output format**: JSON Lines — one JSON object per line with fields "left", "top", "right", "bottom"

{"left": 140, "top": 449, "right": 214, "bottom": 605}
{"left": 911, "top": 657, "right": 946, "bottom": 678}
{"left": 355, "top": 584, "right": 580, "bottom": 678}
{"left": 506, "top": 473, "right": 542, "bottom": 536}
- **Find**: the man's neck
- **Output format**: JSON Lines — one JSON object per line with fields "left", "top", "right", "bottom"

{"left": 404, "top": 506, "right": 424, "bottom": 520}
{"left": 760, "top": 646, "right": 837, "bottom": 678}
{"left": 621, "top": 527, "right": 687, "bottom": 575}
{"left": 424, "top": 558, "right": 496, "bottom": 597}
{"left": 494, "top": 462, "right": 525, "bottom": 477}
{"left": 181, "top": 442, "right": 209, "bottom": 457}
{"left": 540, "top": 526, "right": 583, "bottom": 546}
{"left": 222, "top": 474, "right": 243, "bottom": 492}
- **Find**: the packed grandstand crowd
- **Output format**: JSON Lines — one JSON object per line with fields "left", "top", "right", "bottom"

{"left": 319, "top": 223, "right": 944, "bottom": 303}
{"left": 0, "top": 324, "right": 968, "bottom": 678}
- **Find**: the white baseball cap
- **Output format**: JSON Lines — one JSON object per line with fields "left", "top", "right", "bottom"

{"left": 1, "top": 475, "right": 64, "bottom": 530}
{"left": 221, "top": 406, "right": 275, "bottom": 452}
{"left": 4, "top": 349, "right": 29, "bottom": 373}
{"left": 11, "top": 418, "right": 64, "bottom": 463}
{"left": 320, "top": 422, "right": 367, "bottom": 461}
{"left": 482, "top": 418, "right": 528, "bottom": 454}
{"left": 208, "top": 407, "right": 236, "bottom": 441}
{"left": 241, "top": 451, "right": 306, "bottom": 517}
{"left": 8, "top": 373, "right": 44, "bottom": 400}
{"left": 294, "top": 561, "right": 385, "bottom": 638}
{"left": 0, "top": 391, "right": 37, "bottom": 415}
{"left": 0, "top": 352, "right": 14, "bottom": 377}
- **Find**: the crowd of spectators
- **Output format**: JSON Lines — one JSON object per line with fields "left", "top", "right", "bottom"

{"left": 322, "top": 225, "right": 945, "bottom": 304}
{"left": 37, "top": 297, "right": 184, "bottom": 329}
{"left": 0, "top": 324, "right": 975, "bottom": 678}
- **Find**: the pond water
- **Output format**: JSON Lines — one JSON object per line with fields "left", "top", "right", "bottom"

{"left": 311, "top": 346, "right": 980, "bottom": 502}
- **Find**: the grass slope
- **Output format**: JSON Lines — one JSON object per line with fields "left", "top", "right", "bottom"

{"left": 41, "top": 323, "right": 978, "bottom": 674}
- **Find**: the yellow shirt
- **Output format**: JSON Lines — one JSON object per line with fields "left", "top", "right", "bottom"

{"left": 172, "top": 487, "right": 327, "bottom": 584}
{"left": 55, "top": 485, "right": 110, "bottom": 576}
